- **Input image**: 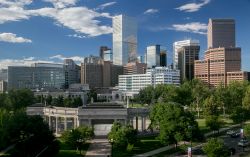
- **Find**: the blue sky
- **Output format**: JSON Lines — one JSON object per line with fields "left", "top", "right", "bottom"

{"left": 0, "top": 0, "right": 250, "bottom": 70}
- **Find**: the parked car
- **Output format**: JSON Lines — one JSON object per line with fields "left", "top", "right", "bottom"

{"left": 231, "top": 132, "right": 240, "bottom": 138}
{"left": 226, "top": 129, "right": 236, "bottom": 135}
{"left": 238, "top": 139, "right": 249, "bottom": 147}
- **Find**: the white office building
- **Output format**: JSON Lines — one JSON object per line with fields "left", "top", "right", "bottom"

{"left": 113, "top": 15, "right": 137, "bottom": 65}
{"left": 119, "top": 67, "right": 180, "bottom": 93}
{"left": 173, "top": 40, "right": 199, "bottom": 69}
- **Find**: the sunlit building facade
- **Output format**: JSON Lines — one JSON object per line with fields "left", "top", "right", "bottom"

{"left": 146, "top": 45, "right": 167, "bottom": 68}
{"left": 113, "top": 15, "right": 137, "bottom": 65}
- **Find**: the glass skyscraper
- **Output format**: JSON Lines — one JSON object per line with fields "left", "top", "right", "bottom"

{"left": 112, "top": 15, "right": 137, "bottom": 65}
{"left": 146, "top": 45, "right": 167, "bottom": 68}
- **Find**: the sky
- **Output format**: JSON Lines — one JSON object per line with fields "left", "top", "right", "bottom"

{"left": 0, "top": 0, "right": 250, "bottom": 70}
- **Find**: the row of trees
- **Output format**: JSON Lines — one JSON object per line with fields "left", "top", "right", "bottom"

{"left": 35, "top": 95, "right": 83, "bottom": 107}
{"left": 0, "top": 109, "right": 58, "bottom": 156}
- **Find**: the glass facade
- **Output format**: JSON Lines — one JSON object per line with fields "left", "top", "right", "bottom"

{"left": 8, "top": 63, "right": 65, "bottom": 90}
{"left": 146, "top": 45, "right": 166, "bottom": 68}
{"left": 113, "top": 15, "right": 137, "bottom": 65}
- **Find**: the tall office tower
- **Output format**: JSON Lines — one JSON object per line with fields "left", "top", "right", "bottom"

{"left": 178, "top": 45, "right": 200, "bottom": 81}
{"left": 103, "top": 49, "right": 113, "bottom": 62}
{"left": 8, "top": 63, "right": 65, "bottom": 90}
{"left": 207, "top": 19, "right": 235, "bottom": 49}
{"left": 64, "top": 59, "right": 81, "bottom": 88}
{"left": 113, "top": 15, "right": 137, "bottom": 65}
{"left": 195, "top": 47, "right": 249, "bottom": 87}
{"left": 123, "top": 62, "right": 147, "bottom": 75}
{"left": 81, "top": 56, "right": 123, "bottom": 88}
{"left": 99, "top": 46, "right": 111, "bottom": 59}
{"left": 146, "top": 45, "right": 167, "bottom": 68}
{"left": 173, "top": 40, "right": 199, "bottom": 69}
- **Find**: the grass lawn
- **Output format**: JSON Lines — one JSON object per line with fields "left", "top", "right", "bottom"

{"left": 56, "top": 139, "right": 89, "bottom": 157}
{"left": 129, "top": 103, "right": 148, "bottom": 108}
{"left": 112, "top": 135, "right": 164, "bottom": 157}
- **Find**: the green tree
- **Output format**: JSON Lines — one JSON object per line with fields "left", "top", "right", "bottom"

{"left": 8, "top": 89, "right": 35, "bottom": 110}
{"left": 72, "top": 97, "right": 83, "bottom": 107}
{"left": 243, "top": 124, "right": 250, "bottom": 137}
{"left": 136, "top": 85, "right": 154, "bottom": 104}
{"left": 61, "top": 126, "right": 94, "bottom": 151}
{"left": 45, "top": 95, "right": 53, "bottom": 105}
{"left": 204, "top": 95, "right": 220, "bottom": 116}
{"left": 108, "top": 122, "right": 137, "bottom": 150}
{"left": 203, "top": 138, "right": 230, "bottom": 157}
{"left": 243, "top": 85, "right": 250, "bottom": 110}
{"left": 87, "top": 89, "right": 97, "bottom": 103}
{"left": 230, "top": 106, "right": 250, "bottom": 124}
{"left": 150, "top": 102, "right": 202, "bottom": 146}
{"left": 205, "top": 115, "right": 222, "bottom": 133}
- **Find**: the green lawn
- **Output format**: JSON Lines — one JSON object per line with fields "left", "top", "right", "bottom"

{"left": 56, "top": 139, "right": 89, "bottom": 157}
{"left": 112, "top": 135, "right": 164, "bottom": 157}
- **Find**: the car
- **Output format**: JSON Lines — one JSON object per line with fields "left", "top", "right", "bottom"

{"left": 231, "top": 132, "right": 240, "bottom": 138}
{"left": 226, "top": 129, "right": 236, "bottom": 135}
{"left": 238, "top": 139, "right": 249, "bottom": 147}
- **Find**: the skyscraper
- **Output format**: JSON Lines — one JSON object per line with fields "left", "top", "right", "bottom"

{"left": 113, "top": 15, "right": 137, "bottom": 65}
{"left": 173, "top": 40, "right": 199, "bottom": 69}
{"left": 64, "top": 59, "right": 81, "bottom": 88}
{"left": 207, "top": 19, "right": 235, "bottom": 49}
{"left": 146, "top": 45, "right": 167, "bottom": 68}
{"left": 178, "top": 45, "right": 200, "bottom": 81}
{"left": 99, "top": 46, "right": 111, "bottom": 60}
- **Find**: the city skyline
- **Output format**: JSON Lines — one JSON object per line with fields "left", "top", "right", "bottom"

{"left": 0, "top": 0, "right": 250, "bottom": 70}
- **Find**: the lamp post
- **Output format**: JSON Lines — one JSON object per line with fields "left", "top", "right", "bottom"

{"left": 188, "top": 125, "right": 193, "bottom": 157}
{"left": 109, "top": 138, "right": 114, "bottom": 157}
{"left": 76, "top": 138, "right": 84, "bottom": 155}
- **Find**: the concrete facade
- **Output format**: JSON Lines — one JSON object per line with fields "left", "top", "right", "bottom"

{"left": 194, "top": 47, "right": 248, "bottom": 87}
{"left": 207, "top": 19, "right": 235, "bottom": 49}
{"left": 27, "top": 106, "right": 150, "bottom": 136}
{"left": 0, "top": 80, "right": 7, "bottom": 93}
{"left": 123, "top": 62, "right": 147, "bottom": 75}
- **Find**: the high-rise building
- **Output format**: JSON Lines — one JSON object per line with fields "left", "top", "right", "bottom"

{"left": 207, "top": 19, "right": 235, "bottom": 49}
{"left": 146, "top": 45, "right": 167, "bottom": 68}
{"left": 195, "top": 47, "right": 248, "bottom": 87}
{"left": 173, "top": 40, "right": 199, "bottom": 69}
{"left": 81, "top": 56, "right": 123, "bottom": 88}
{"left": 123, "top": 62, "right": 147, "bottom": 75}
{"left": 103, "top": 49, "right": 113, "bottom": 62}
{"left": 8, "top": 63, "right": 65, "bottom": 90}
{"left": 64, "top": 59, "right": 81, "bottom": 89}
{"left": 113, "top": 15, "right": 137, "bottom": 65}
{"left": 99, "top": 46, "right": 111, "bottom": 59}
{"left": 0, "top": 69, "right": 8, "bottom": 82}
{"left": 119, "top": 67, "right": 180, "bottom": 93}
{"left": 178, "top": 45, "right": 200, "bottom": 81}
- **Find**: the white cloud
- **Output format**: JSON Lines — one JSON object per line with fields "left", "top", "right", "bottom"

{"left": 43, "top": 0, "right": 78, "bottom": 8}
{"left": 50, "top": 54, "right": 84, "bottom": 62}
{"left": 67, "top": 34, "right": 86, "bottom": 39}
{"left": 175, "top": 0, "right": 211, "bottom": 12}
{"left": 0, "top": 1, "right": 113, "bottom": 37}
{"left": 0, "top": 58, "right": 57, "bottom": 69}
{"left": 0, "top": 32, "right": 32, "bottom": 43}
{"left": 144, "top": 9, "right": 159, "bottom": 14}
{"left": 96, "top": 1, "right": 116, "bottom": 10}
{"left": 168, "top": 22, "right": 207, "bottom": 34}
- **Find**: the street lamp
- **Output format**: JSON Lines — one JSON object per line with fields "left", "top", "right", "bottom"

{"left": 109, "top": 138, "right": 114, "bottom": 157}
{"left": 188, "top": 125, "right": 193, "bottom": 157}
{"left": 76, "top": 138, "right": 84, "bottom": 155}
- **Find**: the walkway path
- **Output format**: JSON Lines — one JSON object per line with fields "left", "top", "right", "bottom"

{"left": 133, "top": 124, "right": 242, "bottom": 157}
{"left": 0, "top": 144, "right": 15, "bottom": 156}
{"left": 85, "top": 136, "right": 111, "bottom": 157}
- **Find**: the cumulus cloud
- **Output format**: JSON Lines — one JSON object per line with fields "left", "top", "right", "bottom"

{"left": 50, "top": 54, "right": 85, "bottom": 62}
{"left": 0, "top": 32, "right": 32, "bottom": 43}
{"left": 95, "top": 1, "right": 116, "bottom": 10}
{"left": 175, "top": 0, "right": 211, "bottom": 12}
{"left": 0, "top": 1, "right": 113, "bottom": 37}
{"left": 168, "top": 22, "right": 207, "bottom": 34}
{"left": 0, "top": 58, "right": 57, "bottom": 69}
{"left": 144, "top": 9, "right": 159, "bottom": 14}
{"left": 43, "top": 0, "right": 78, "bottom": 8}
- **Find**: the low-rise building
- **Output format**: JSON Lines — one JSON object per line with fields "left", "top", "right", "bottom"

{"left": 119, "top": 67, "right": 180, "bottom": 94}
{"left": 0, "top": 80, "right": 7, "bottom": 93}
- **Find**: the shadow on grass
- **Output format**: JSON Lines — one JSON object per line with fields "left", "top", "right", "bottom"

{"left": 56, "top": 140, "right": 89, "bottom": 157}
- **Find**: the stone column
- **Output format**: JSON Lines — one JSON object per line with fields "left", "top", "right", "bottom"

{"left": 48, "top": 116, "right": 51, "bottom": 129}
{"left": 141, "top": 117, "right": 144, "bottom": 131}
{"left": 88, "top": 119, "right": 91, "bottom": 126}
{"left": 64, "top": 117, "right": 67, "bottom": 131}
{"left": 55, "top": 116, "right": 58, "bottom": 135}
{"left": 74, "top": 117, "right": 77, "bottom": 128}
